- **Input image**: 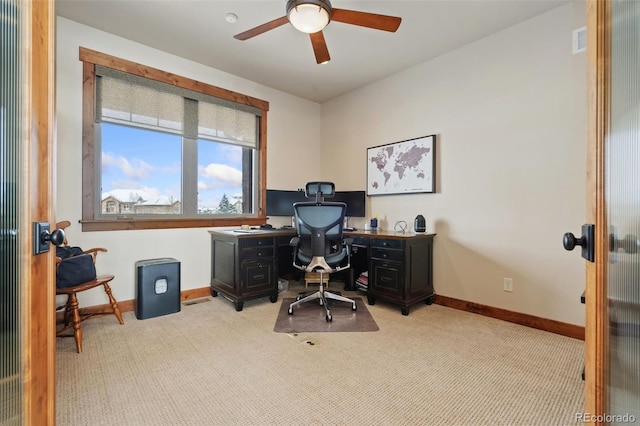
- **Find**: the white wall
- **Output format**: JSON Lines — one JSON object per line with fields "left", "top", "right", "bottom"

{"left": 55, "top": 18, "right": 323, "bottom": 307}
{"left": 321, "top": 2, "right": 587, "bottom": 325}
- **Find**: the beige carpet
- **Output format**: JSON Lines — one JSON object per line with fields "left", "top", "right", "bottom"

{"left": 56, "top": 283, "right": 584, "bottom": 425}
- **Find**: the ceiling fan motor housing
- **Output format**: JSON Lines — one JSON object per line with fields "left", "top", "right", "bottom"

{"left": 286, "top": 0, "right": 333, "bottom": 24}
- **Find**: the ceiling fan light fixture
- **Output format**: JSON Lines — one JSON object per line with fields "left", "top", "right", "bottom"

{"left": 286, "top": 0, "right": 331, "bottom": 34}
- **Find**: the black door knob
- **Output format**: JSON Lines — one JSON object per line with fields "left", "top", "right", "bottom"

{"left": 563, "top": 224, "right": 595, "bottom": 262}
{"left": 33, "top": 222, "right": 66, "bottom": 255}
{"left": 563, "top": 232, "right": 585, "bottom": 251}
{"left": 41, "top": 228, "right": 65, "bottom": 246}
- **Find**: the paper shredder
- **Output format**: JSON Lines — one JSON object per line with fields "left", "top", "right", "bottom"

{"left": 135, "top": 258, "right": 181, "bottom": 319}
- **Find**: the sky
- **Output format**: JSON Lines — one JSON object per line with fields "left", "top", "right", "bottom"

{"left": 101, "top": 123, "right": 244, "bottom": 210}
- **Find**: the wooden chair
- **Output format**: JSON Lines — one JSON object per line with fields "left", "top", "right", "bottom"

{"left": 55, "top": 221, "right": 124, "bottom": 353}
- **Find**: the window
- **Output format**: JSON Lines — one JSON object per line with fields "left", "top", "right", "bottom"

{"left": 80, "top": 48, "right": 269, "bottom": 231}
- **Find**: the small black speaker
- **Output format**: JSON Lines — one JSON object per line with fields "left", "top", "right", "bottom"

{"left": 414, "top": 215, "right": 426, "bottom": 233}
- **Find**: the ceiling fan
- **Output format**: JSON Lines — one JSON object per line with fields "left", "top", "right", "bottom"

{"left": 233, "top": 0, "right": 402, "bottom": 65}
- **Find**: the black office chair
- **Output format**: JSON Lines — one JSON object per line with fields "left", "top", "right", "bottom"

{"left": 288, "top": 182, "right": 356, "bottom": 322}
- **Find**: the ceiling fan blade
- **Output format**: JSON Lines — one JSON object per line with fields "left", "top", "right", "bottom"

{"left": 234, "top": 16, "right": 289, "bottom": 40}
{"left": 310, "top": 31, "right": 330, "bottom": 64}
{"left": 331, "top": 8, "right": 401, "bottom": 32}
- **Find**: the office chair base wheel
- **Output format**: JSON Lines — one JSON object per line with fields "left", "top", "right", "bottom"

{"left": 352, "top": 304, "right": 357, "bottom": 311}
{"left": 270, "top": 294, "right": 278, "bottom": 303}
{"left": 288, "top": 307, "right": 294, "bottom": 315}
{"left": 326, "top": 313, "right": 332, "bottom": 322}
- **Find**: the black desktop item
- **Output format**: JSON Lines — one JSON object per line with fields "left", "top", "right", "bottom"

{"left": 332, "top": 191, "right": 366, "bottom": 217}
{"left": 266, "top": 188, "right": 366, "bottom": 217}
{"left": 265, "top": 189, "right": 307, "bottom": 216}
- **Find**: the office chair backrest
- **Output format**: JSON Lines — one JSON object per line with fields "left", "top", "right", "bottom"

{"left": 294, "top": 201, "right": 347, "bottom": 261}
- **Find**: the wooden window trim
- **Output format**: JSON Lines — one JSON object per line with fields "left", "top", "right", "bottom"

{"left": 79, "top": 48, "right": 269, "bottom": 231}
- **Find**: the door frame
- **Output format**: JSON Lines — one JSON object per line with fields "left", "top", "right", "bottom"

{"left": 22, "top": 0, "right": 56, "bottom": 423}
{"left": 585, "top": 0, "right": 608, "bottom": 418}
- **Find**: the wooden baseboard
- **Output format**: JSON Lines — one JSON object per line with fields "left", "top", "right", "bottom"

{"left": 434, "top": 294, "right": 585, "bottom": 341}
{"left": 61, "top": 287, "right": 585, "bottom": 340}
{"left": 58, "top": 286, "right": 212, "bottom": 319}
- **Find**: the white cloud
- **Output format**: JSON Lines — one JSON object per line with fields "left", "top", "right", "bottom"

{"left": 102, "top": 152, "right": 153, "bottom": 180}
{"left": 198, "top": 163, "right": 242, "bottom": 189}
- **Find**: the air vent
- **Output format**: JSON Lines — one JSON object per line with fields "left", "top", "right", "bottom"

{"left": 573, "top": 26, "right": 586, "bottom": 54}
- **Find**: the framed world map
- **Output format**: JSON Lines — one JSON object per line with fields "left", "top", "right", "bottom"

{"left": 367, "top": 135, "right": 435, "bottom": 196}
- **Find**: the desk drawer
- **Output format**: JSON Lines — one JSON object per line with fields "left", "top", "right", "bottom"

{"left": 352, "top": 236, "right": 368, "bottom": 247}
{"left": 371, "top": 238, "right": 403, "bottom": 250}
{"left": 370, "top": 247, "right": 403, "bottom": 262}
{"left": 370, "top": 259, "right": 403, "bottom": 296}
{"left": 241, "top": 260, "right": 274, "bottom": 292}
{"left": 241, "top": 237, "right": 274, "bottom": 249}
{"left": 242, "top": 247, "right": 274, "bottom": 261}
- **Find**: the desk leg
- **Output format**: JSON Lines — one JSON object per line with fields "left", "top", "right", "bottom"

{"left": 344, "top": 268, "right": 354, "bottom": 291}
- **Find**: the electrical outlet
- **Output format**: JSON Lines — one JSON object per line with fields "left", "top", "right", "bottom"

{"left": 503, "top": 278, "right": 513, "bottom": 292}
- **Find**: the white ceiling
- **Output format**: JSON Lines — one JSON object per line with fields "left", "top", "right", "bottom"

{"left": 55, "top": 0, "right": 569, "bottom": 103}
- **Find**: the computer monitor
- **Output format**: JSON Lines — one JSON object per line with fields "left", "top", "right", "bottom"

{"left": 266, "top": 189, "right": 366, "bottom": 217}
{"left": 265, "top": 189, "right": 306, "bottom": 216}
{"left": 332, "top": 191, "right": 366, "bottom": 217}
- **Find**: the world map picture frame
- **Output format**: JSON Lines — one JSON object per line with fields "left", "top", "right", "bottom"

{"left": 366, "top": 134, "right": 435, "bottom": 196}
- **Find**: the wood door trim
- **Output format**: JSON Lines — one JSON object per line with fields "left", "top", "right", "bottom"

{"left": 585, "top": 0, "right": 609, "bottom": 419}
{"left": 23, "top": 0, "right": 56, "bottom": 424}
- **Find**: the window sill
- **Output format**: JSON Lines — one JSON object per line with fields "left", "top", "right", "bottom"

{"left": 80, "top": 217, "right": 266, "bottom": 232}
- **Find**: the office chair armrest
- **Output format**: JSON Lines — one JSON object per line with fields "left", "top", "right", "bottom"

{"left": 289, "top": 237, "right": 308, "bottom": 272}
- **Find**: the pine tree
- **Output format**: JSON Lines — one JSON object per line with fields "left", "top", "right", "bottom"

{"left": 217, "top": 194, "right": 236, "bottom": 214}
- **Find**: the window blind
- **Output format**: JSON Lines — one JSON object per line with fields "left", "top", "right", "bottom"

{"left": 97, "top": 76, "right": 184, "bottom": 134}
{"left": 198, "top": 101, "right": 257, "bottom": 148}
{"left": 95, "top": 65, "right": 259, "bottom": 148}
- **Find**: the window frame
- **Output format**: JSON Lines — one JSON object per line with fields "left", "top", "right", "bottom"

{"left": 79, "top": 47, "right": 269, "bottom": 231}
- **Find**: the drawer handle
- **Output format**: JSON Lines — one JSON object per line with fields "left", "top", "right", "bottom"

{"left": 382, "top": 253, "right": 387, "bottom": 258}
{"left": 381, "top": 276, "right": 392, "bottom": 283}
{"left": 254, "top": 274, "right": 265, "bottom": 280}
{"left": 257, "top": 252, "right": 262, "bottom": 256}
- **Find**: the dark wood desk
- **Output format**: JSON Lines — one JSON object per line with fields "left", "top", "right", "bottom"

{"left": 208, "top": 228, "right": 436, "bottom": 315}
